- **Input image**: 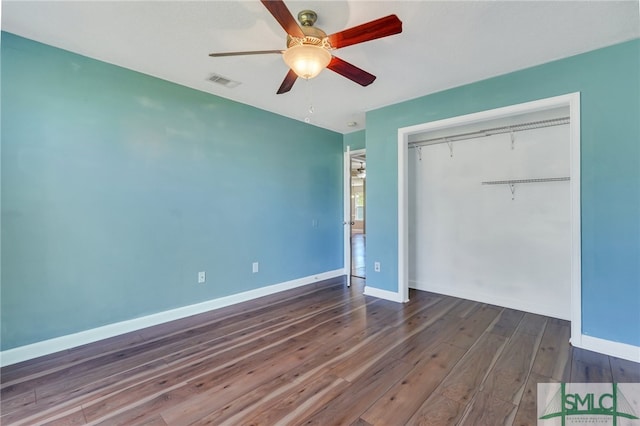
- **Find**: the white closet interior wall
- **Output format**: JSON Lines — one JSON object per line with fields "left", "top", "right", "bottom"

{"left": 408, "top": 107, "right": 571, "bottom": 319}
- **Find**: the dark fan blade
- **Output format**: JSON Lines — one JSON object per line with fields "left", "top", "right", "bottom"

{"left": 327, "top": 15, "right": 402, "bottom": 49}
{"left": 327, "top": 56, "right": 376, "bottom": 87}
{"left": 209, "top": 50, "right": 283, "bottom": 57}
{"left": 277, "top": 69, "right": 298, "bottom": 94}
{"left": 260, "top": 0, "right": 305, "bottom": 38}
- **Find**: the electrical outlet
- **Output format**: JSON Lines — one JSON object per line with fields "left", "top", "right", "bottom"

{"left": 374, "top": 262, "right": 381, "bottom": 272}
{"left": 198, "top": 271, "right": 206, "bottom": 283}
{"left": 252, "top": 262, "right": 259, "bottom": 273}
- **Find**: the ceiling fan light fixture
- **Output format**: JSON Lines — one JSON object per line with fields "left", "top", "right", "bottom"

{"left": 283, "top": 44, "right": 331, "bottom": 80}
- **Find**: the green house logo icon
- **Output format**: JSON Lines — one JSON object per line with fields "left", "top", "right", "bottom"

{"left": 539, "top": 383, "right": 639, "bottom": 425}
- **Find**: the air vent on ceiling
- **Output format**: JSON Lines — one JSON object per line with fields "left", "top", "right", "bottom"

{"left": 207, "top": 73, "right": 241, "bottom": 88}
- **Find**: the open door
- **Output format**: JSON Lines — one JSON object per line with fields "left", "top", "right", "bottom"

{"left": 350, "top": 152, "right": 366, "bottom": 278}
{"left": 343, "top": 146, "right": 352, "bottom": 287}
{"left": 344, "top": 147, "right": 367, "bottom": 287}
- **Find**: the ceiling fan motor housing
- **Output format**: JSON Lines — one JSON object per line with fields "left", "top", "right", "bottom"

{"left": 286, "top": 10, "right": 331, "bottom": 49}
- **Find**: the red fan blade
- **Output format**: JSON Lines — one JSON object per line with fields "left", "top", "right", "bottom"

{"left": 327, "top": 15, "right": 402, "bottom": 49}
{"left": 327, "top": 56, "right": 376, "bottom": 87}
{"left": 209, "top": 50, "right": 283, "bottom": 57}
{"left": 277, "top": 69, "right": 298, "bottom": 94}
{"left": 260, "top": 0, "right": 305, "bottom": 38}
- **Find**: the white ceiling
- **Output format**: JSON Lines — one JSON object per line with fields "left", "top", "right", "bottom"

{"left": 2, "top": 1, "right": 638, "bottom": 134}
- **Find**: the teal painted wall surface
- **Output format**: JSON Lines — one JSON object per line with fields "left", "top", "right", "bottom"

{"left": 365, "top": 39, "right": 640, "bottom": 346}
{"left": 344, "top": 130, "right": 366, "bottom": 151}
{"left": 1, "top": 33, "right": 343, "bottom": 350}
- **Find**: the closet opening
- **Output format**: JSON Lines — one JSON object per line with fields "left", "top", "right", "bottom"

{"left": 397, "top": 93, "right": 582, "bottom": 345}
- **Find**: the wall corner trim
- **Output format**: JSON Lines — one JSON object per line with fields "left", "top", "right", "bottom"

{"left": 575, "top": 334, "right": 640, "bottom": 363}
{"left": 363, "top": 286, "right": 408, "bottom": 303}
{"left": 0, "top": 268, "right": 344, "bottom": 367}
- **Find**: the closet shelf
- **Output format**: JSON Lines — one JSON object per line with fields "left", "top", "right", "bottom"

{"left": 481, "top": 177, "right": 570, "bottom": 185}
{"left": 482, "top": 177, "right": 570, "bottom": 200}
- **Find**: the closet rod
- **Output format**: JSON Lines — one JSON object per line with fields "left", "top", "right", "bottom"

{"left": 409, "top": 116, "right": 570, "bottom": 148}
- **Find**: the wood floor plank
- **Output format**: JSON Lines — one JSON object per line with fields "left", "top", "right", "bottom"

{"left": 438, "top": 332, "right": 508, "bottom": 404}
{"left": 516, "top": 313, "right": 548, "bottom": 336}
{"left": 0, "top": 331, "right": 146, "bottom": 386}
{"left": 488, "top": 309, "right": 525, "bottom": 338}
{"left": 481, "top": 329, "right": 542, "bottom": 404}
{"left": 299, "top": 357, "right": 413, "bottom": 425}
{"left": 0, "top": 359, "right": 169, "bottom": 425}
{"left": 328, "top": 297, "right": 460, "bottom": 383}
{"left": 90, "top": 384, "right": 199, "bottom": 426}
{"left": 224, "top": 374, "right": 350, "bottom": 426}
{"left": 385, "top": 316, "right": 458, "bottom": 366}
{"left": 39, "top": 407, "right": 87, "bottom": 426}
{"left": 610, "top": 356, "right": 640, "bottom": 382}
{"left": 406, "top": 392, "right": 465, "bottom": 426}
{"left": 571, "top": 347, "right": 613, "bottom": 383}
{"left": 134, "top": 416, "right": 169, "bottom": 426}
{"left": 512, "top": 372, "right": 557, "bottom": 426}
{"left": 388, "top": 299, "right": 460, "bottom": 365}
{"left": 350, "top": 418, "right": 373, "bottom": 426}
{"left": 459, "top": 389, "right": 518, "bottom": 426}
{"left": 531, "top": 320, "right": 572, "bottom": 382}
{"left": 446, "top": 299, "right": 481, "bottom": 319}
{"left": 0, "top": 389, "right": 36, "bottom": 417}
{"left": 444, "top": 305, "right": 502, "bottom": 350}
{"left": 360, "top": 342, "right": 466, "bottom": 425}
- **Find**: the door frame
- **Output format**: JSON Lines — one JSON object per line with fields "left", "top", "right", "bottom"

{"left": 344, "top": 147, "right": 366, "bottom": 287}
{"left": 397, "top": 93, "right": 582, "bottom": 345}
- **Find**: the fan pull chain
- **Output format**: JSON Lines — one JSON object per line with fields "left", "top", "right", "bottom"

{"left": 304, "top": 79, "right": 314, "bottom": 123}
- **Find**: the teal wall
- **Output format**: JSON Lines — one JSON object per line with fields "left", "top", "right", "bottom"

{"left": 344, "top": 130, "right": 365, "bottom": 152}
{"left": 365, "top": 39, "right": 640, "bottom": 346}
{"left": 1, "top": 33, "right": 344, "bottom": 350}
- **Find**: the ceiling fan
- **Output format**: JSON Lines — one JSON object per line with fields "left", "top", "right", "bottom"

{"left": 352, "top": 161, "right": 366, "bottom": 179}
{"left": 209, "top": 0, "right": 402, "bottom": 94}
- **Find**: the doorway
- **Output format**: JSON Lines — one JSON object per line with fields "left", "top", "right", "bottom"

{"left": 351, "top": 152, "right": 366, "bottom": 278}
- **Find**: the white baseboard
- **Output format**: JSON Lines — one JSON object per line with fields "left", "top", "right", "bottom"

{"left": 0, "top": 269, "right": 344, "bottom": 367}
{"left": 575, "top": 334, "right": 640, "bottom": 363}
{"left": 410, "top": 281, "right": 570, "bottom": 321}
{"left": 363, "top": 285, "right": 408, "bottom": 303}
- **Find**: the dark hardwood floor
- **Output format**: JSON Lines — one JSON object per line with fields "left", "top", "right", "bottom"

{"left": 1, "top": 278, "right": 638, "bottom": 425}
